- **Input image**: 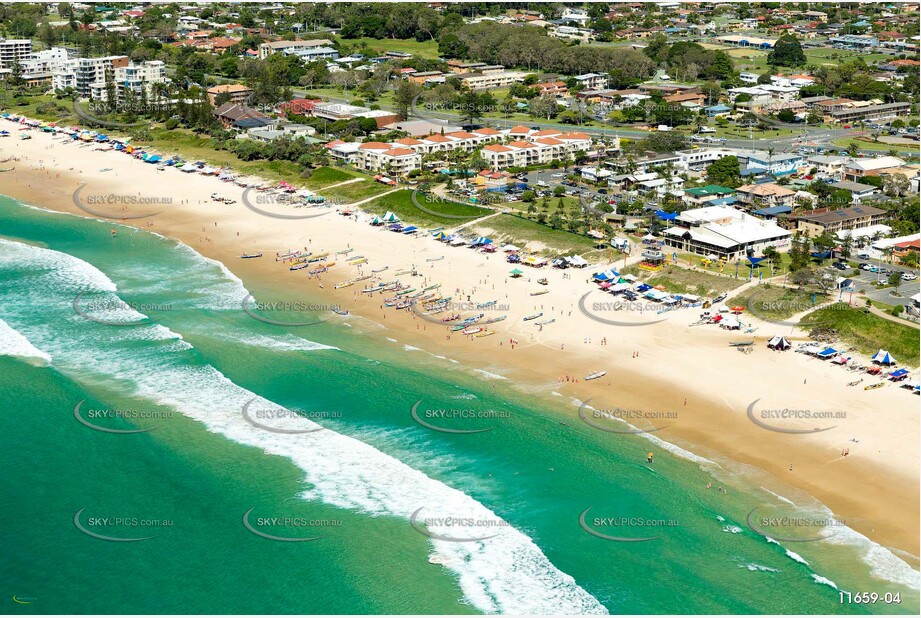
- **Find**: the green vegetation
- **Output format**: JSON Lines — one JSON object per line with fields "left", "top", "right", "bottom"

{"left": 334, "top": 36, "right": 440, "bottom": 60}
{"left": 806, "top": 304, "right": 920, "bottom": 366}
{"left": 472, "top": 214, "right": 601, "bottom": 255}
{"left": 320, "top": 180, "right": 393, "bottom": 203}
{"left": 728, "top": 285, "right": 825, "bottom": 322}
{"left": 622, "top": 264, "right": 745, "bottom": 296}
{"left": 301, "top": 166, "right": 365, "bottom": 189}
{"left": 363, "top": 190, "right": 491, "bottom": 226}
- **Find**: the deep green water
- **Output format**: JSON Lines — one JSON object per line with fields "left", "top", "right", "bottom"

{"left": 1, "top": 195, "right": 918, "bottom": 614}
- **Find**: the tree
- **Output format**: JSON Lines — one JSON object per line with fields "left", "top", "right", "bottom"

{"left": 778, "top": 109, "right": 796, "bottom": 123}
{"left": 768, "top": 35, "right": 806, "bottom": 67}
{"left": 705, "top": 156, "right": 741, "bottom": 187}
{"left": 394, "top": 80, "right": 422, "bottom": 120}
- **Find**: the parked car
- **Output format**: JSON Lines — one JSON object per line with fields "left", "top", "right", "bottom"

{"left": 857, "top": 253, "right": 871, "bottom": 260}
{"left": 833, "top": 262, "right": 848, "bottom": 270}
{"left": 901, "top": 273, "right": 918, "bottom": 281}
{"left": 859, "top": 263, "right": 871, "bottom": 270}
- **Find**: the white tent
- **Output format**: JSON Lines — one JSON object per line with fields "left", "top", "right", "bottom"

{"left": 767, "top": 336, "right": 791, "bottom": 350}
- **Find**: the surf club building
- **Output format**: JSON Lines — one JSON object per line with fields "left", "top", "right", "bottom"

{"left": 661, "top": 205, "right": 791, "bottom": 260}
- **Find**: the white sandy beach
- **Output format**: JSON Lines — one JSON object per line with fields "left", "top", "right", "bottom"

{"left": 2, "top": 127, "right": 918, "bottom": 555}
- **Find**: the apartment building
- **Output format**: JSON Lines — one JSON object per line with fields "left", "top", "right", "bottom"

{"left": 793, "top": 204, "right": 888, "bottom": 237}
{"left": 207, "top": 84, "right": 253, "bottom": 105}
{"left": 735, "top": 182, "right": 797, "bottom": 208}
{"left": 460, "top": 70, "right": 527, "bottom": 90}
{"left": 0, "top": 38, "right": 32, "bottom": 69}
{"left": 481, "top": 131, "right": 593, "bottom": 170}
{"left": 88, "top": 61, "right": 168, "bottom": 102}
{"left": 807, "top": 155, "right": 849, "bottom": 180}
{"left": 355, "top": 142, "right": 422, "bottom": 176}
{"left": 258, "top": 39, "right": 334, "bottom": 59}
{"left": 52, "top": 56, "right": 130, "bottom": 97}
{"left": 573, "top": 73, "right": 609, "bottom": 90}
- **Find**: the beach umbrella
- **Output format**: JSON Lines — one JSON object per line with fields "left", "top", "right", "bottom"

{"left": 509, "top": 268, "right": 523, "bottom": 277}
{"left": 731, "top": 306, "right": 745, "bottom": 314}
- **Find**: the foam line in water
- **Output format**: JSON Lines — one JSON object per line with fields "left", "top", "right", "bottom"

{"left": 0, "top": 317, "right": 51, "bottom": 364}
{"left": 0, "top": 238, "right": 607, "bottom": 615}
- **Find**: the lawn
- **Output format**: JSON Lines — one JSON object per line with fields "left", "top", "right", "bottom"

{"left": 807, "top": 304, "right": 919, "bottom": 366}
{"left": 472, "top": 213, "right": 601, "bottom": 255}
{"left": 333, "top": 36, "right": 440, "bottom": 59}
{"left": 363, "top": 189, "right": 492, "bottom": 226}
{"left": 728, "top": 285, "right": 828, "bottom": 322}
{"left": 622, "top": 263, "right": 747, "bottom": 296}
{"left": 320, "top": 179, "right": 394, "bottom": 203}
{"left": 142, "top": 128, "right": 307, "bottom": 182}
{"left": 302, "top": 166, "right": 367, "bottom": 190}
{"left": 830, "top": 137, "right": 920, "bottom": 159}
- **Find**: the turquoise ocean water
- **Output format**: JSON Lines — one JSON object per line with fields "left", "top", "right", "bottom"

{"left": 1, "top": 195, "right": 918, "bottom": 614}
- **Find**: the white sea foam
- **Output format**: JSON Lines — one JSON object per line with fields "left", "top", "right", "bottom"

{"left": 0, "top": 238, "right": 607, "bottom": 615}
{"left": 820, "top": 519, "right": 921, "bottom": 589}
{"left": 0, "top": 317, "right": 51, "bottom": 364}
{"left": 220, "top": 332, "right": 338, "bottom": 353}
{"left": 760, "top": 486, "right": 796, "bottom": 506}
{"left": 785, "top": 549, "right": 809, "bottom": 566}
{"left": 810, "top": 574, "right": 839, "bottom": 590}
{"left": 403, "top": 344, "right": 421, "bottom": 352}
{"left": 472, "top": 369, "right": 507, "bottom": 380}
{"left": 743, "top": 563, "right": 779, "bottom": 573}
{"left": 723, "top": 525, "right": 743, "bottom": 534}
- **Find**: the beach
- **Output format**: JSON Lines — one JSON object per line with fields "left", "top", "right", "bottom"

{"left": 2, "top": 127, "right": 918, "bottom": 562}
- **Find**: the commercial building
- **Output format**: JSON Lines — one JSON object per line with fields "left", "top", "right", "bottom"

{"left": 661, "top": 205, "right": 792, "bottom": 259}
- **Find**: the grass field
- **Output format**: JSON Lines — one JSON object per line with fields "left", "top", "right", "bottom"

{"left": 363, "top": 189, "right": 492, "bottom": 226}
{"left": 831, "top": 137, "right": 920, "bottom": 158}
{"left": 728, "top": 285, "right": 827, "bottom": 322}
{"left": 142, "top": 129, "right": 309, "bottom": 182}
{"left": 320, "top": 179, "right": 393, "bottom": 203}
{"left": 807, "top": 303, "right": 919, "bottom": 365}
{"left": 301, "top": 166, "right": 366, "bottom": 189}
{"left": 333, "top": 36, "right": 440, "bottom": 59}
{"left": 472, "top": 213, "right": 601, "bottom": 255}
{"left": 622, "top": 264, "right": 746, "bottom": 296}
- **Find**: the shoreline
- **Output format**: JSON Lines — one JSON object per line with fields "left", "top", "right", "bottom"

{"left": 2, "top": 128, "right": 918, "bottom": 560}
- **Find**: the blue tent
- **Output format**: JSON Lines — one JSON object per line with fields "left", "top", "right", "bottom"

{"left": 592, "top": 269, "right": 619, "bottom": 281}
{"left": 471, "top": 236, "right": 492, "bottom": 246}
{"left": 636, "top": 283, "right": 652, "bottom": 292}
{"left": 402, "top": 226, "right": 418, "bottom": 234}
{"left": 654, "top": 210, "right": 678, "bottom": 221}
{"left": 747, "top": 256, "right": 766, "bottom": 266}
{"left": 889, "top": 368, "right": 909, "bottom": 379}
{"left": 872, "top": 349, "right": 896, "bottom": 365}
{"left": 811, "top": 251, "right": 832, "bottom": 259}
{"left": 816, "top": 347, "right": 837, "bottom": 359}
